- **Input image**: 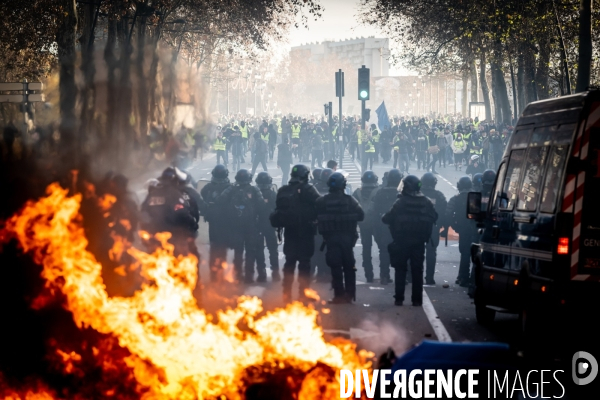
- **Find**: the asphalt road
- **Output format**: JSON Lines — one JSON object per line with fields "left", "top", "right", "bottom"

{"left": 133, "top": 146, "right": 522, "bottom": 362}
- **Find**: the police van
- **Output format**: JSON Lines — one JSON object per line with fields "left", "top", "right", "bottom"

{"left": 467, "top": 91, "right": 600, "bottom": 336}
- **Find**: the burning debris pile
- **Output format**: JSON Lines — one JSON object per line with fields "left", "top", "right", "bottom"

{"left": 0, "top": 184, "right": 372, "bottom": 399}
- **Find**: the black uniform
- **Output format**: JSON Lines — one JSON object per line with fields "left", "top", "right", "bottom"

{"left": 352, "top": 185, "right": 379, "bottom": 282}
{"left": 316, "top": 189, "right": 364, "bottom": 302}
{"left": 257, "top": 185, "right": 280, "bottom": 280}
{"left": 447, "top": 190, "right": 478, "bottom": 286}
{"left": 383, "top": 193, "right": 437, "bottom": 305}
{"left": 420, "top": 186, "right": 447, "bottom": 284}
{"left": 201, "top": 178, "right": 231, "bottom": 281}
{"left": 270, "top": 180, "right": 320, "bottom": 300}
{"left": 217, "top": 182, "right": 264, "bottom": 282}
{"left": 371, "top": 186, "right": 398, "bottom": 284}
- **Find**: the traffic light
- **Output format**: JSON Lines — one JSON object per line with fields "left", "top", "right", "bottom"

{"left": 363, "top": 108, "right": 371, "bottom": 122}
{"left": 358, "top": 65, "right": 370, "bottom": 100}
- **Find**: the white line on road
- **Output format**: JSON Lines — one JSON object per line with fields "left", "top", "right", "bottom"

{"left": 422, "top": 289, "right": 452, "bottom": 342}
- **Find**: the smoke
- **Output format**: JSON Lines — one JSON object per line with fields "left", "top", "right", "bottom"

{"left": 357, "top": 318, "right": 412, "bottom": 364}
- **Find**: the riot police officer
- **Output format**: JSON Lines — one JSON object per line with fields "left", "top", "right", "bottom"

{"left": 372, "top": 169, "right": 403, "bottom": 285}
{"left": 352, "top": 170, "right": 379, "bottom": 283}
{"left": 383, "top": 175, "right": 437, "bottom": 306}
{"left": 310, "top": 168, "right": 322, "bottom": 185}
{"left": 472, "top": 172, "right": 483, "bottom": 192}
{"left": 315, "top": 168, "right": 333, "bottom": 194}
{"left": 255, "top": 172, "right": 280, "bottom": 282}
{"left": 420, "top": 172, "right": 447, "bottom": 285}
{"left": 481, "top": 169, "right": 496, "bottom": 210}
{"left": 316, "top": 172, "right": 364, "bottom": 303}
{"left": 200, "top": 164, "right": 231, "bottom": 282}
{"left": 270, "top": 164, "right": 320, "bottom": 302}
{"left": 446, "top": 176, "right": 478, "bottom": 287}
{"left": 140, "top": 167, "right": 200, "bottom": 258}
{"left": 217, "top": 169, "right": 264, "bottom": 283}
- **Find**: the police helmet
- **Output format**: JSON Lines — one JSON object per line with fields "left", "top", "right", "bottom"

{"left": 235, "top": 169, "right": 253, "bottom": 184}
{"left": 312, "top": 168, "right": 323, "bottom": 181}
{"left": 320, "top": 168, "right": 334, "bottom": 183}
{"left": 361, "top": 170, "right": 378, "bottom": 187}
{"left": 327, "top": 172, "right": 347, "bottom": 190}
{"left": 290, "top": 164, "right": 310, "bottom": 183}
{"left": 470, "top": 154, "right": 480, "bottom": 162}
{"left": 472, "top": 173, "right": 483, "bottom": 191}
{"left": 401, "top": 175, "right": 421, "bottom": 195}
{"left": 387, "top": 169, "right": 403, "bottom": 188}
{"left": 482, "top": 169, "right": 496, "bottom": 186}
{"left": 457, "top": 176, "right": 473, "bottom": 191}
{"left": 371, "top": 123, "right": 377, "bottom": 130}
{"left": 255, "top": 171, "right": 272, "bottom": 189}
{"left": 212, "top": 164, "right": 229, "bottom": 180}
{"left": 382, "top": 171, "right": 389, "bottom": 187}
{"left": 158, "top": 166, "right": 179, "bottom": 183}
{"left": 421, "top": 172, "right": 437, "bottom": 189}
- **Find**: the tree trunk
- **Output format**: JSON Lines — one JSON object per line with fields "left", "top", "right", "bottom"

{"left": 522, "top": 44, "right": 538, "bottom": 104}
{"left": 117, "top": 18, "right": 133, "bottom": 168}
{"left": 576, "top": 0, "right": 592, "bottom": 92}
{"left": 479, "top": 52, "right": 492, "bottom": 121}
{"left": 148, "top": 27, "right": 162, "bottom": 126}
{"left": 79, "top": 0, "right": 97, "bottom": 161}
{"left": 554, "top": 1, "right": 572, "bottom": 94}
{"left": 491, "top": 61, "right": 512, "bottom": 125}
{"left": 104, "top": 18, "right": 118, "bottom": 166}
{"left": 535, "top": 38, "right": 551, "bottom": 99}
{"left": 509, "top": 60, "right": 518, "bottom": 123}
{"left": 461, "top": 67, "right": 468, "bottom": 117}
{"left": 470, "top": 58, "right": 478, "bottom": 103}
{"left": 56, "top": 0, "right": 78, "bottom": 170}
{"left": 517, "top": 54, "right": 526, "bottom": 113}
{"left": 137, "top": 17, "right": 149, "bottom": 146}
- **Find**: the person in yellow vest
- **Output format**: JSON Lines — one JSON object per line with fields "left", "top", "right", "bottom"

{"left": 451, "top": 133, "right": 467, "bottom": 171}
{"left": 357, "top": 126, "right": 363, "bottom": 162}
{"left": 291, "top": 119, "right": 301, "bottom": 159}
{"left": 362, "top": 132, "right": 376, "bottom": 171}
{"left": 213, "top": 130, "right": 227, "bottom": 167}
{"left": 239, "top": 120, "right": 249, "bottom": 155}
{"left": 473, "top": 117, "right": 481, "bottom": 129}
{"left": 370, "top": 123, "right": 380, "bottom": 163}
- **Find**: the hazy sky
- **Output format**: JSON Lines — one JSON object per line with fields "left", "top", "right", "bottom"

{"left": 286, "top": 0, "right": 409, "bottom": 75}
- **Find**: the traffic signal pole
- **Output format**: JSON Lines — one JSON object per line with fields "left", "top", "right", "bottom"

{"left": 336, "top": 69, "right": 344, "bottom": 168}
{"left": 361, "top": 100, "right": 366, "bottom": 130}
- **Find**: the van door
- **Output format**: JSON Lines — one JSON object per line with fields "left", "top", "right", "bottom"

{"left": 578, "top": 127, "right": 600, "bottom": 278}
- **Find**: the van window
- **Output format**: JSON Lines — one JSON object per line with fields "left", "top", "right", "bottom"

{"left": 540, "top": 145, "right": 569, "bottom": 213}
{"left": 500, "top": 149, "right": 526, "bottom": 210}
{"left": 490, "top": 162, "right": 508, "bottom": 213}
{"left": 517, "top": 146, "right": 550, "bottom": 211}
{"left": 510, "top": 128, "right": 532, "bottom": 149}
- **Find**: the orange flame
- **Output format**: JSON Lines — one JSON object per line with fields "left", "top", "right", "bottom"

{"left": 2, "top": 184, "right": 372, "bottom": 399}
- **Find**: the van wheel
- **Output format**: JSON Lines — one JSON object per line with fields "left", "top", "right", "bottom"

{"left": 475, "top": 302, "right": 496, "bottom": 326}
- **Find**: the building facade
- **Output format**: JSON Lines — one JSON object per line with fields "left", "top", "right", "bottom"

{"left": 291, "top": 37, "right": 391, "bottom": 78}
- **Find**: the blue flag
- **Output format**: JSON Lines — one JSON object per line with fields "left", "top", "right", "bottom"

{"left": 376, "top": 101, "right": 391, "bottom": 131}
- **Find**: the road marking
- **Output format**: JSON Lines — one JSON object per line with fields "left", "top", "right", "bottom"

{"left": 422, "top": 289, "right": 452, "bottom": 342}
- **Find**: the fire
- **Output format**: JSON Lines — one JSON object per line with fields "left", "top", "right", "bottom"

{"left": 1, "top": 184, "right": 372, "bottom": 399}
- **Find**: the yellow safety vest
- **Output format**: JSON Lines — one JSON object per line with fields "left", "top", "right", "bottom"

{"left": 277, "top": 119, "right": 282, "bottom": 134}
{"left": 213, "top": 137, "right": 226, "bottom": 151}
{"left": 240, "top": 125, "right": 248, "bottom": 139}
{"left": 292, "top": 125, "right": 301, "bottom": 138}
{"left": 473, "top": 120, "right": 481, "bottom": 129}
{"left": 357, "top": 130, "right": 363, "bottom": 144}
{"left": 453, "top": 139, "right": 466, "bottom": 151}
{"left": 365, "top": 139, "right": 375, "bottom": 153}
{"left": 372, "top": 129, "right": 380, "bottom": 143}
